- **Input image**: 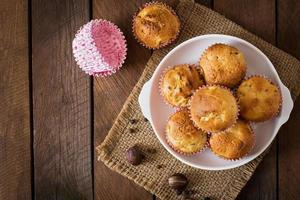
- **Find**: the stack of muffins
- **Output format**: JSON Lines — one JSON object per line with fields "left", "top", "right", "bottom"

{"left": 160, "top": 44, "right": 282, "bottom": 160}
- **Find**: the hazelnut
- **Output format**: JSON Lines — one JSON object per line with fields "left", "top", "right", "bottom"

{"left": 126, "top": 145, "right": 145, "bottom": 166}
{"left": 168, "top": 173, "right": 188, "bottom": 195}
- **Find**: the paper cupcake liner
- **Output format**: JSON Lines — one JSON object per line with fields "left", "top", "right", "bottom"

{"left": 199, "top": 43, "right": 247, "bottom": 87}
{"left": 73, "top": 20, "right": 110, "bottom": 73}
{"left": 132, "top": 1, "right": 181, "bottom": 50}
{"left": 92, "top": 19, "right": 127, "bottom": 71}
{"left": 165, "top": 109, "right": 209, "bottom": 156}
{"left": 72, "top": 19, "right": 127, "bottom": 77}
{"left": 93, "top": 69, "right": 116, "bottom": 77}
{"left": 159, "top": 64, "right": 203, "bottom": 109}
{"left": 196, "top": 64, "right": 205, "bottom": 81}
{"left": 159, "top": 65, "right": 180, "bottom": 109}
{"left": 188, "top": 84, "right": 240, "bottom": 134}
{"left": 237, "top": 74, "right": 282, "bottom": 122}
{"left": 209, "top": 121, "right": 255, "bottom": 161}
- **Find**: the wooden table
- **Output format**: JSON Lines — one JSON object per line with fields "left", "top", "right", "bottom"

{"left": 1, "top": 0, "right": 300, "bottom": 199}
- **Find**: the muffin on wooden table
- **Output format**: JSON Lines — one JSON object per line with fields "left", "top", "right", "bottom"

{"left": 132, "top": 1, "right": 180, "bottom": 49}
{"left": 189, "top": 85, "right": 239, "bottom": 132}
{"left": 200, "top": 44, "right": 246, "bottom": 88}
{"left": 160, "top": 64, "right": 205, "bottom": 108}
{"left": 209, "top": 120, "right": 254, "bottom": 160}
{"left": 166, "top": 110, "right": 208, "bottom": 155}
{"left": 236, "top": 76, "right": 282, "bottom": 122}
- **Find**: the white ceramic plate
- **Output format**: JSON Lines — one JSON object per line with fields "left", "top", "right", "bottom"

{"left": 138, "top": 34, "right": 294, "bottom": 170}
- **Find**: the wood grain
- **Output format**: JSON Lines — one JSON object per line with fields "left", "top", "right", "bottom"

{"left": 195, "top": 0, "right": 213, "bottom": 8}
{"left": 214, "top": 0, "right": 277, "bottom": 199}
{"left": 277, "top": 0, "right": 300, "bottom": 199}
{"left": 31, "top": 0, "right": 93, "bottom": 199}
{"left": 0, "top": 0, "right": 31, "bottom": 199}
{"left": 93, "top": 0, "right": 153, "bottom": 199}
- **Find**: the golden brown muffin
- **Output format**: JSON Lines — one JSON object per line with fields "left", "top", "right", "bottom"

{"left": 237, "top": 76, "right": 281, "bottom": 122}
{"left": 166, "top": 110, "right": 208, "bottom": 154}
{"left": 190, "top": 85, "right": 238, "bottom": 132}
{"left": 132, "top": 2, "right": 180, "bottom": 49}
{"left": 200, "top": 44, "right": 246, "bottom": 88}
{"left": 160, "top": 64, "right": 205, "bottom": 107}
{"left": 209, "top": 120, "right": 254, "bottom": 160}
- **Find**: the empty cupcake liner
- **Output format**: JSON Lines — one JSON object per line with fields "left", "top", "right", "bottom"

{"left": 132, "top": 1, "right": 181, "bottom": 50}
{"left": 199, "top": 43, "right": 247, "bottom": 88}
{"left": 72, "top": 19, "right": 127, "bottom": 77}
{"left": 236, "top": 74, "right": 282, "bottom": 122}
{"left": 165, "top": 109, "right": 209, "bottom": 156}
{"left": 188, "top": 84, "right": 240, "bottom": 134}
{"left": 159, "top": 64, "right": 204, "bottom": 109}
{"left": 209, "top": 121, "right": 255, "bottom": 161}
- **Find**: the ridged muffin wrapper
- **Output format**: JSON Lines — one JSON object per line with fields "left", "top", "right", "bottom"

{"left": 237, "top": 74, "right": 283, "bottom": 121}
{"left": 72, "top": 19, "right": 127, "bottom": 77}
{"left": 209, "top": 121, "right": 256, "bottom": 161}
{"left": 132, "top": 1, "right": 181, "bottom": 50}
{"left": 165, "top": 109, "right": 209, "bottom": 156}
{"left": 159, "top": 64, "right": 203, "bottom": 109}
{"left": 199, "top": 43, "right": 247, "bottom": 87}
{"left": 188, "top": 84, "right": 240, "bottom": 134}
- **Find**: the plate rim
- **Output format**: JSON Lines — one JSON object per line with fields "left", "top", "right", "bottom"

{"left": 142, "top": 34, "right": 294, "bottom": 170}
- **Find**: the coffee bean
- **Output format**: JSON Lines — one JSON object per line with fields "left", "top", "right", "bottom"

{"left": 129, "top": 128, "right": 135, "bottom": 133}
{"left": 129, "top": 119, "right": 136, "bottom": 124}
{"left": 156, "top": 164, "right": 163, "bottom": 169}
{"left": 146, "top": 148, "right": 157, "bottom": 154}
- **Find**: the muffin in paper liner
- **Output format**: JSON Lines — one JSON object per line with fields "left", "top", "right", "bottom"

{"left": 236, "top": 75, "right": 282, "bottom": 122}
{"left": 199, "top": 43, "right": 247, "bottom": 88}
{"left": 165, "top": 109, "right": 209, "bottom": 156}
{"left": 132, "top": 1, "right": 181, "bottom": 50}
{"left": 72, "top": 19, "right": 127, "bottom": 77}
{"left": 209, "top": 120, "right": 255, "bottom": 161}
{"left": 159, "top": 64, "right": 205, "bottom": 109}
{"left": 189, "top": 85, "right": 240, "bottom": 133}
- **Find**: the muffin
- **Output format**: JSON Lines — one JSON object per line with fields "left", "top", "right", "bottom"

{"left": 209, "top": 120, "right": 254, "bottom": 160}
{"left": 200, "top": 44, "right": 246, "bottom": 87}
{"left": 132, "top": 2, "right": 180, "bottom": 49}
{"left": 160, "top": 64, "right": 205, "bottom": 107}
{"left": 166, "top": 110, "right": 208, "bottom": 154}
{"left": 190, "top": 85, "right": 239, "bottom": 132}
{"left": 237, "top": 76, "right": 281, "bottom": 122}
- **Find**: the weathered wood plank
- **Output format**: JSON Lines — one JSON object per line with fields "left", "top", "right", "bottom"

{"left": 93, "top": 0, "right": 153, "bottom": 199}
{"left": 214, "top": 0, "right": 277, "bottom": 199}
{"left": 0, "top": 0, "right": 31, "bottom": 199}
{"left": 31, "top": 0, "right": 93, "bottom": 199}
{"left": 277, "top": 0, "right": 300, "bottom": 199}
{"left": 195, "top": 0, "right": 213, "bottom": 8}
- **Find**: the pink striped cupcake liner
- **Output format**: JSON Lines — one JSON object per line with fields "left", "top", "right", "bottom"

{"left": 72, "top": 19, "right": 127, "bottom": 77}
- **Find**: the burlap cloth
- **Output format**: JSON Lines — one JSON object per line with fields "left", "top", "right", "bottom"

{"left": 97, "top": 0, "right": 300, "bottom": 199}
